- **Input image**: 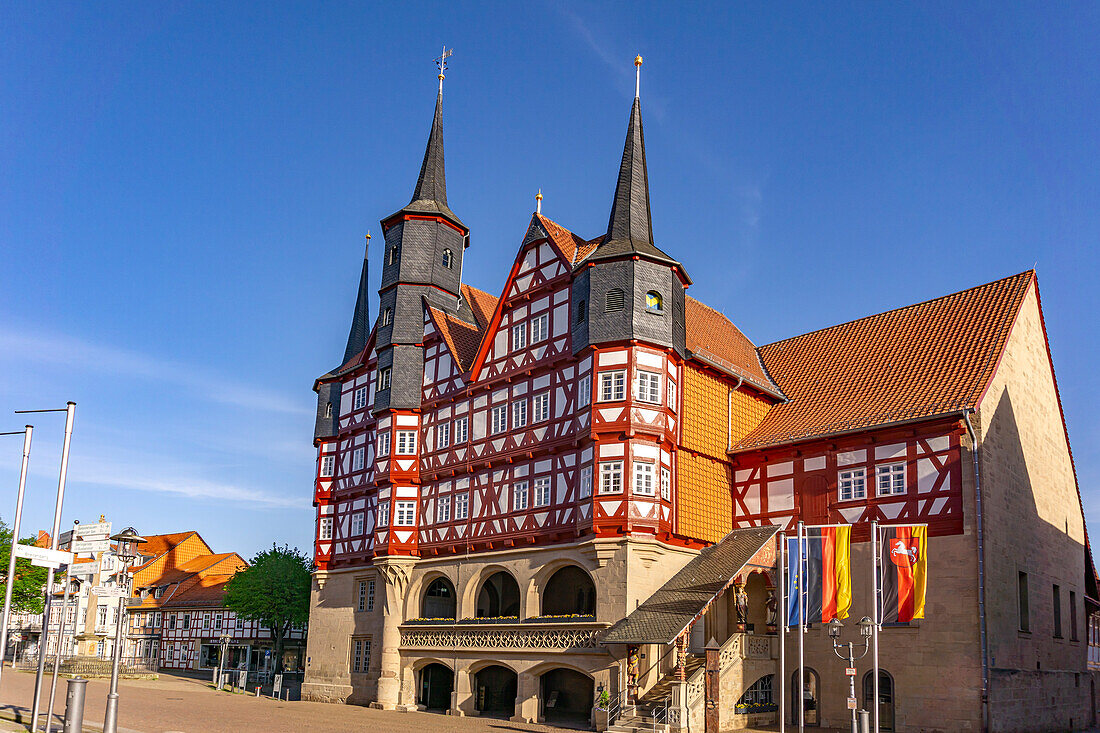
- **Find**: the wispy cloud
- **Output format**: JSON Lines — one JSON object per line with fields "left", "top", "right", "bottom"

{"left": 0, "top": 325, "right": 311, "bottom": 417}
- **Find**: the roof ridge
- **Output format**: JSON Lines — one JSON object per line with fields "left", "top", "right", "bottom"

{"left": 761, "top": 270, "right": 1035, "bottom": 350}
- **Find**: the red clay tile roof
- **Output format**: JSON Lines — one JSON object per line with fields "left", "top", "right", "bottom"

{"left": 685, "top": 297, "right": 784, "bottom": 398}
{"left": 150, "top": 553, "right": 241, "bottom": 586}
{"left": 159, "top": 573, "right": 237, "bottom": 609}
{"left": 534, "top": 214, "right": 590, "bottom": 266}
{"left": 429, "top": 284, "right": 499, "bottom": 372}
{"left": 734, "top": 270, "right": 1035, "bottom": 450}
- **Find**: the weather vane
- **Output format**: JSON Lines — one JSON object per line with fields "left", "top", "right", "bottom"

{"left": 435, "top": 46, "right": 454, "bottom": 93}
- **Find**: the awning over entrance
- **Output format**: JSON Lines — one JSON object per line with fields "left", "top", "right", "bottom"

{"left": 603, "top": 525, "right": 779, "bottom": 645}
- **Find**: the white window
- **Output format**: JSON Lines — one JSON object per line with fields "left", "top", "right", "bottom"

{"left": 352, "top": 447, "right": 365, "bottom": 471}
{"left": 661, "top": 466, "right": 671, "bottom": 501}
{"left": 437, "top": 496, "right": 451, "bottom": 523}
{"left": 455, "top": 492, "right": 469, "bottom": 519}
{"left": 377, "top": 503, "right": 389, "bottom": 527}
{"left": 531, "top": 313, "right": 548, "bottom": 343}
{"left": 635, "top": 370, "right": 661, "bottom": 404}
{"left": 320, "top": 454, "right": 335, "bottom": 478}
{"left": 512, "top": 323, "right": 527, "bottom": 351}
{"left": 534, "top": 477, "right": 551, "bottom": 507}
{"left": 454, "top": 416, "right": 469, "bottom": 443}
{"left": 533, "top": 392, "right": 550, "bottom": 422}
{"left": 377, "top": 432, "right": 391, "bottom": 457}
{"left": 579, "top": 466, "right": 593, "bottom": 499}
{"left": 599, "top": 370, "right": 626, "bottom": 402}
{"left": 353, "top": 387, "right": 368, "bottom": 410}
{"left": 491, "top": 405, "right": 508, "bottom": 434}
{"left": 633, "top": 461, "right": 655, "bottom": 496}
{"left": 599, "top": 461, "right": 623, "bottom": 494}
{"left": 667, "top": 380, "right": 677, "bottom": 411}
{"left": 319, "top": 517, "right": 333, "bottom": 540}
{"left": 396, "top": 430, "right": 417, "bottom": 455}
{"left": 876, "top": 463, "right": 906, "bottom": 496}
{"left": 512, "top": 399, "right": 528, "bottom": 428}
{"left": 839, "top": 468, "right": 867, "bottom": 501}
{"left": 394, "top": 501, "right": 416, "bottom": 526}
{"left": 377, "top": 368, "right": 391, "bottom": 391}
{"left": 513, "top": 481, "right": 529, "bottom": 511}
{"left": 578, "top": 374, "right": 591, "bottom": 408}
{"left": 436, "top": 422, "right": 450, "bottom": 450}
{"left": 351, "top": 512, "right": 364, "bottom": 536}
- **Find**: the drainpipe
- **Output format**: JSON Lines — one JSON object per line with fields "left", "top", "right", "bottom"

{"left": 963, "top": 410, "right": 990, "bottom": 732}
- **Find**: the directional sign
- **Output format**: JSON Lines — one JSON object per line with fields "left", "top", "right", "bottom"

{"left": 75, "top": 522, "right": 111, "bottom": 539}
{"left": 59, "top": 530, "right": 74, "bottom": 547}
{"left": 14, "top": 544, "right": 74, "bottom": 567}
{"left": 71, "top": 539, "right": 111, "bottom": 554}
{"left": 91, "top": 585, "right": 128, "bottom": 599}
{"left": 69, "top": 561, "right": 100, "bottom": 577}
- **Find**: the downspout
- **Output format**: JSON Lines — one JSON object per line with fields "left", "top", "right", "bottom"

{"left": 963, "top": 410, "right": 990, "bottom": 732}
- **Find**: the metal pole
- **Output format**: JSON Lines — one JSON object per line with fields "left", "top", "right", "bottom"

{"left": 871, "top": 521, "right": 880, "bottom": 733}
{"left": 103, "top": 558, "right": 130, "bottom": 733}
{"left": 44, "top": 565, "right": 73, "bottom": 733}
{"left": 0, "top": 425, "right": 33, "bottom": 693}
{"left": 32, "top": 402, "right": 76, "bottom": 732}
{"left": 848, "top": 643, "right": 857, "bottom": 733}
{"left": 797, "top": 521, "right": 805, "bottom": 733}
{"left": 778, "top": 532, "right": 785, "bottom": 733}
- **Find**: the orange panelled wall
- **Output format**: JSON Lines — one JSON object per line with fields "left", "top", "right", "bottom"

{"left": 730, "top": 388, "right": 772, "bottom": 446}
{"left": 677, "top": 451, "right": 732, "bottom": 543}
{"left": 682, "top": 365, "right": 730, "bottom": 458}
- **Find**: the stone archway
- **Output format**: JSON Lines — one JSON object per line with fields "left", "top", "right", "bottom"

{"left": 542, "top": 566, "right": 596, "bottom": 616}
{"left": 539, "top": 667, "right": 594, "bottom": 725}
{"left": 418, "top": 662, "right": 453, "bottom": 711}
{"left": 422, "top": 577, "right": 457, "bottom": 620}
{"left": 473, "top": 665, "right": 517, "bottom": 717}
{"left": 477, "top": 572, "right": 520, "bottom": 618}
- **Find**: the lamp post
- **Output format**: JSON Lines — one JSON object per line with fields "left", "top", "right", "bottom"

{"left": 828, "top": 616, "right": 874, "bottom": 733}
{"left": 217, "top": 634, "right": 232, "bottom": 691}
{"left": 0, "top": 425, "right": 33, "bottom": 695}
{"left": 102, "top": 528, "right": 145, "bottom": 733}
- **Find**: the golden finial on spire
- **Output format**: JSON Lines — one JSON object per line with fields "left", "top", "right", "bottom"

{"left": 535, "top": 189, "right": 543, "bottom": 215}
{"left": 634, "top": 55, "right": 643, "bottom": 98}
{"left": 364, "top": 230, "right": 371, "bottom": 257}
{"left": 435, "top": 46, "right": 454, "bottom": 94}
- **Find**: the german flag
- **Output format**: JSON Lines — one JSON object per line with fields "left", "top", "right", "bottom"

{"left": 879, "top": 525, "right": 927, "bottom": 623}
{"left": 786, "top": 526, "right": 852, "bottom": 624}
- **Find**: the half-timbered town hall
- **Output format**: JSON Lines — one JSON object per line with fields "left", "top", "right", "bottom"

{"left": 304, "top": 60, "right": 1098, "bottom": 732}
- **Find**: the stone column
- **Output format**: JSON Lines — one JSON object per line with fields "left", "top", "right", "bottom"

{"left": 372, "top": 558, "right": 416, "bottom": 710}
{"left": 512, "top": 669, "right": 539, "bottom": 723}
{"left": 450, "top": 662, "right": 471, "bottom": 716}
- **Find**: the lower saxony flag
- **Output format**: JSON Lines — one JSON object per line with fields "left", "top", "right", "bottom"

{"left": 880, "top": 525, "right": 928, "bottom": 623}
{"left": 786, "top": 525, "right": 852, "bottom": 625}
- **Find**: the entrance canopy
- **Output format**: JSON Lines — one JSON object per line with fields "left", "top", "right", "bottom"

{"left": 603, "top": 526, "right": 778, "bottom": 645}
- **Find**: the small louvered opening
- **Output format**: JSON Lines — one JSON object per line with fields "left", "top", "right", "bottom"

{"left": 605, "top": 289, "right": 626, "bottom": 313}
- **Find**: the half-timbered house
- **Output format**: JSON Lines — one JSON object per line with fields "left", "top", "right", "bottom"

{"left": 303, "top": 61, "right": 1097, "bottom": 732}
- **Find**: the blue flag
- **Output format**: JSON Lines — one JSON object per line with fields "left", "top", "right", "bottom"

{"left": 785, "top": 537, "right": 801, "bottom": 627}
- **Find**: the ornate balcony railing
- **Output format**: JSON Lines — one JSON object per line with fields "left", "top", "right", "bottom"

{"left": 399, "top": 620, "right": 610, "bottom": 651}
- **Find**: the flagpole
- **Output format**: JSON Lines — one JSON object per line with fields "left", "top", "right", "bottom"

{"left": 778, "top": 531, "right": 785, "bottom": 733}
{"left": 797, "top": 520, "right": 805, "bottom": 733}
{"left": 871, "top": 520, "right": 880, "bottom": 733}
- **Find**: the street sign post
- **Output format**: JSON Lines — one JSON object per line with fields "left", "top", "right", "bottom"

{"left": 74, "top": 522, "right": 111, "bottom": 538}
{"left": 71, "top": 539, "right": 111, "bottom": 554}
{"left": 69, "top": 561, "right": 100, "bottom": 577}
{"left": 90, "top": 586, "right": 127, "bottom": 599}
{"left": 14, "top": 544, "right": 74, "bottom": 568}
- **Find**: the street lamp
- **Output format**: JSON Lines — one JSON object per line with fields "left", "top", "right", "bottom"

{"left": 829, "top": 616, "right": 874, "bottom": 733}
{"left": 217, "top": 634, "right": 232, "bottom": 691}
{"left": 103, "top": 528, "right": 146, "bottom": 733}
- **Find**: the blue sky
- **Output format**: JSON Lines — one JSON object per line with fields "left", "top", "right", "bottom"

{"left": 1, "top": 2, "right": 1098, "bottom": 558}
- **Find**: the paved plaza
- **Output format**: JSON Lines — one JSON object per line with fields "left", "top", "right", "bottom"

{"left": 0, "top": 668, "right": 578, "bottom": 733}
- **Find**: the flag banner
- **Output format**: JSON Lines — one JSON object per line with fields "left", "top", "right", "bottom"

{"left": 879, "top": 525, "right": 927, "bottom": 623}
{"left": 785, "top": 526, "right": 852, "bottom": 625}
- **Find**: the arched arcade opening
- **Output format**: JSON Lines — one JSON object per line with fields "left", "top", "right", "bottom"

{"left": 473, "top": 665, "right": 517, "bottom": 718}
{"left": 417, "top": 663, "right": 453, "bottom": 711}
{"left": 477, "top": 572, "right": 520, "bottom": 618}
{"left": 542, "top": 566, "right": 596, "bottom": 616}
{"left": 539, "top": 667, "right": 594, "bottom": 725}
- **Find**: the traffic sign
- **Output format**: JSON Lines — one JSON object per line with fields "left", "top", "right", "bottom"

{"left": 71, "top": 539, "right": 111, "bottom": 554}
{"left": 75, "top": 522, "right": 111, "bottom": 539}
{"left": 14, "top": 544, "right": 74, "bottom": 567}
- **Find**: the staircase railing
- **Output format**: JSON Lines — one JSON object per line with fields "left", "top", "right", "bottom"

{"left": 606, "top": 688, "right": 626, "bottom": 727}
{"left": 651, "top": 695, "right": 671, "bottom": 732}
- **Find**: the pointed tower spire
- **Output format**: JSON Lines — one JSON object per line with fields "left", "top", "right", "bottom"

{"left": 342, "top": 232, "right": 371, "bottom": 364}
{"left": 395, "top": 47, "right": 464, "bottom": 229}
{"left": 593, "top": 54, "right": 678, "bottom": 268}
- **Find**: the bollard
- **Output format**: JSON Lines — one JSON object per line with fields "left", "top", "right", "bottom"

{"left": 857, "top": 709, "right": 871, "bottom": 733}
{"left": 255, "top": 686, "right": 261, "bottom": 697}
{"left": 63, "top": 677, "right": 87, "bottom": 733}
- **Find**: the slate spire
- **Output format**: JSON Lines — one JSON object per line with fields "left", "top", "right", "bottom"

{"left": 342, "top": 233, "right": 371, "bottom": 364}
{"left": 394, "top": 85, "right": 465, "bottom": 230}
{"left": 595, "top": 55, "right": 678, "bottom": 267}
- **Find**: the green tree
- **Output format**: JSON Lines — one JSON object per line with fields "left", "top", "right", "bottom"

{"left": 0, "top": 518, "right": 50, "bottom": 615}
{"left": 223, "top": 544, "right": 311, "bottom": 673}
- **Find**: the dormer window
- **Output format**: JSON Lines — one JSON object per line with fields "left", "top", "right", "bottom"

{"left": 605, "top": 289, "right": 625, "bottom": 313}
{"left": 388, "top": 246, "right": 399, "bottom": 265}
{"left": 645, "top": 291, "right": 663, "bottom": 314}
{"left": 381, "top": 307, "right": 393, "bottom": 326}
{"left": 442, "top": 248, "right": 454, "bottom": 269}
